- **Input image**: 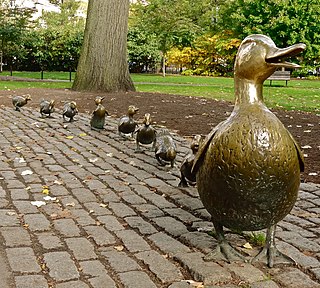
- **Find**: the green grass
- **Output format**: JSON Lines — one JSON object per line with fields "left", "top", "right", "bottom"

{"left": 0, "top": 72, "right": 319, "bottom": 113}
{"left": 2, "top": 70, "right": 75, "bottom": 81}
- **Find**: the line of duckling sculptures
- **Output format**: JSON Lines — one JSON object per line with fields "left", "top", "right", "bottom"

{"left": 11, "top": 34, "right": 306, "bottom": 268}
{"left": 11, "top": 94, "right": 179, "bottom": 169}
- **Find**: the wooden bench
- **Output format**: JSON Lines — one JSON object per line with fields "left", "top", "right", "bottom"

{"left": 267, "top": 70, "right": 291, "bottom": 86}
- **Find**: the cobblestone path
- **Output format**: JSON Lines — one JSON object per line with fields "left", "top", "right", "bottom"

{"left": 0, "top": 107, "right": 319, "bottom": 288}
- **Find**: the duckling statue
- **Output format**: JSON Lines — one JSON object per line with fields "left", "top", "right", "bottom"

{"left": 155, "top": 129, "right": 177, "bottom": 168}
{"left": 135, "top": 113, "right": 156, "bottom": 152}
{"left": 178, "top": 134, "right": 202, "bottom": 187}
{"left": 118, "top": 105, "right": 139, "bottom": 137}
{"left": 90, "top": 96, "right": 108, "bottom": 130}
{"left": 63, "top": 101, "right": 78, "bottom": 122}
{"left": 12, "top": 95, "right": 31, "bottom": 111}
{"left": 192, "top": 34, "right": 305, "bottom": 268}
{"left": 40, "top": 99, "right": 55, "bottom": 118}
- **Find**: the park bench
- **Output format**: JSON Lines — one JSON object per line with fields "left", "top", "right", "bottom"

{"left": 267, "top": 70, "right": 291, "bottom": 86}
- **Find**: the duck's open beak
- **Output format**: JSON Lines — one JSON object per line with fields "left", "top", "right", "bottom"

{"left": 266, "top": 43, "right": 306, "bottom": 68}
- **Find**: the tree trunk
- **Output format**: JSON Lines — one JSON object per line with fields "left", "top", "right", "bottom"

{"left": 72, "top": 0, "right": 135, "bottom": 92}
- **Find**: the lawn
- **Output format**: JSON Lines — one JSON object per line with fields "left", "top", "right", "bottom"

{"left": 0, "top": 71, "right": 319, "bottom": 113}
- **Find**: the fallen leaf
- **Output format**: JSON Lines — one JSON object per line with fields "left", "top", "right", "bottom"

{"left": 16, "top": 157, "right": 26, "bottom": 163}
{"left": 66, "top": 202, "right": 75, "bottom": 207}
{"left": 66, "top": 135, "right": 74, "bottom": 139}
{"left": 114, "top": 245, "right": 124, "bottom": 251}
{"left": 31, "top": 201, "right": 46, "bottom": 207}
{"left": 43, "top": 196, "right": 57, "bottom": 201}
{"left": 6, "top": 211, "right": 16, "bottom": 216}
{"left": 308, "top": 172, "right": 318, "bottom": 176}
{"left": 182, "top": 280, "right": 204, "bottom": 287}
{"left": 302, "top": 145, "right": 312, "bottom": 149}
{"left": 129, "top": 161, "right": 135, "bottom": 166}
{"left": 89, "top": 158, "right": 99, "bottom": 163}
{"left": 99, "top": 203, "right": 108, "bottom": 208}
{"left": 79, "top": 133, "right": 87, "bottom": 137}
{"left": 21, "top": 170, "right": 33, "bottom": 176}
{"left": 42, "top": 189, "right": 50, "bottom": 195}
{"left": 303, "top": 130, "right": 312, "bottom": 133}
{"left": 243, "top": 242, "right": 253, "bottom": 249}
{"left": 106, "top": 153, "right": 113, "bottom": 157}
{"left": 54, "top": 180, "right": 63, "bottom": 185}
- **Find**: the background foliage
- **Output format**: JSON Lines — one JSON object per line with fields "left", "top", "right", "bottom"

{"left": 0, "top": 0, "right": 319, "bottom": 76}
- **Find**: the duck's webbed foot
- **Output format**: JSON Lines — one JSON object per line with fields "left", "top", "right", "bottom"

{"left": 251, "top": 225, "right": 296, "bottom": 268}
{"left": 205, "top": 222, "right": 247, "bottom": 263}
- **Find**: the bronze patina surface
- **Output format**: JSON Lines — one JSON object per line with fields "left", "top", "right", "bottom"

{"left": 63, "top": 101, "right": 78, "bottom": 122}
{"left": 40, "top": 99, "right": 55, "bottom": 118}
{"left": 90, "top": 96, "right": 108, "bottom": 130}
{"left": 118, "top": 105, "right": 139, "bottom": 137}
{"left": 12, "top": 95, "right": 31, "bottom": 111}
{"left": 193, "top": 34, "right": 306, "bottom": 267}
{"left": 135, "top": 113, "right": 156, "bottom": 152}
{"left": 155, "top": 129, "right": 177, "bottom": 168}
{"left": 179, "top": 134, "right": 202, "bottom": 187}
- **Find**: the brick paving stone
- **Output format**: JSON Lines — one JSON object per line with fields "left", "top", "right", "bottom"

{"left": 187, "top": 232, "right": 226, "bottom": 254}
{"left": 274, "top": 267, "right": 320, "bottom": 288}
{"left": 70, "top": 209, "right": 96, "bottom": 226}
{"left": 153, "top": 216, "right": 188, "bottom": 237}
{"left": 65, "top": 238, "right": 97, "bottom": 261}
{"left": 133, "top": 203, "right": 165, "bottom": 218}
{"left": 170, "top": 194, "right": 204, "bottom": 211}
{"left": 13, "top": 200, "right": 39, "bottom": 214}
{"left": 174, "top": 252, "right": 232, "bottom": 285}
{"left": 148, "top": 232, "right": 191, "bottom": 256}
{"left": 136, "top": 250, "right": 183, "bottom": 283}
{"left": 226, "top": 263, "right": 266, "bottom": 283}
{"left": 0, "top": 198, "right": 9, "bottom": 208}
{"left": 71, "top": 187, "right": 97, "bottom": 203}
{"left": 250, "top": 281, "right": 280, "bottom": 288}
{"left": 80, "top": 260, "right": 117, "bottom": 288}
{"left": 99, "top": 189, "right": 121, "bottom": 203}
{"left": 37, "top": 232, "right": 64, "bottom": 250}
{"left": 0, "top": 210, "right": 20, "bottom": 227}
{"left": 9, "top": 188, "right": 30, "bottom": 200}
{"left": 144, "top": 177, "right": 168, "bottom": 188}
{"left": 277, "top": 241, "right": 320, "bottom": 268}
{"left": 142, "top": 192, "right": 176, "bottom": 209}
{"left": 118, "top": 271, "right": 157, "bottom": 288}
{"left": 15, "top": 275, "right": 48, "bottom": 288}
{"left": 101, "top": 249, "right": 141, "bottom": 272}
{"left": 53, "top": 218, "right": 81, "bottom": 237}
{"left": 55, "top": 280, "right": 90, "bottom": 288}
{"left": 276, "top": 231, "right": 320, "bottom": 252}
{"left": 115, "top": 229, "right": 150, "bottom": 253}
{"left": 0, "top": 227, "right": 31, "bottom": 247}
{"left": 84, "top": 225, "right": 116, "bottom": 246}
{"left": 108, "top": 202, "right": 137, "bottom": 217}
{"left": 24, "top": 213, "right": 51, "bottom": 232}
{"left": 6, "top": 247, "right": 40, "bottom": 273}
{"left": 120, "top": 191, "right": 147, "bottom": 205}
{"left": 97, "top": 215, "right": 124, "bottom": 232}
{"left": 43, "top": 251, "right": 79, "bottom": 282}
{"left": 164, "top": 207, "right": 200, "bottom": 223}
{"left": 125, "top": 216, "right": 158, "bottom": 235}
{"left": 83, "top": 202, "right": 112, "bottom": 216}
{"left": 311, "top": 268, "right": 320, "bottom": 281}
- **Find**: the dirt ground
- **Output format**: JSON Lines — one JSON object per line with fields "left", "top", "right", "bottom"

{"left": 0, "top": 86, "right": 319, "bottom": 184}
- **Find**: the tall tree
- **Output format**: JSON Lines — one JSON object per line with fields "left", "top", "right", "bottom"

{"left": 72, "top": 0, "right": 134, "bottom": 92}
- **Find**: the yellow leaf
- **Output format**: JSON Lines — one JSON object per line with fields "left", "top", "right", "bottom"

{"left": 243, "top": 242, "right": 253, "bottom": 249}
{"left": 114, "top": 245, "right": 124, "bottom": 251}
{"left": 66, "top": 136, "right": 74, "bottom": 139}
{"left": 42, "top": 189, "right": 50, "bottom": 195}
{"left": 79, "top": 133, "right": 87, "bottom": 137}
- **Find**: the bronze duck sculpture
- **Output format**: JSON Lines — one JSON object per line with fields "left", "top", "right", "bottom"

{"left": 12, "top": 95, "right": 31, "bottom": 111}
{"left": 178, "top": 134, "right": 202, "bottom": 187}
{"left": 155, "top": 129, "right": 177, "bottom": 168}
{"left": 118, "top": 105, "right": 139, "bottom": 137}
{"left": 90, "top": 96, "right": 108, "bottom": 130}
{"left": 63, "top": 101, "right": 78, "bottom": 122}
{"left": 40, "top": 99, "right": 55, "bottom": 117}
{"left": 135, "top": 113, "right": 157, "bottom": 152}
{"left": 193, "top": 34, "right": 305, "bottom": 267}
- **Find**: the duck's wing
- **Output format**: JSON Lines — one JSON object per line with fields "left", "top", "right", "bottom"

{"left": 286, "top": 130, "right": 305, "bottom": 172}
{"left": 192, "top": 121, "right": 225, "bottom": 174}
